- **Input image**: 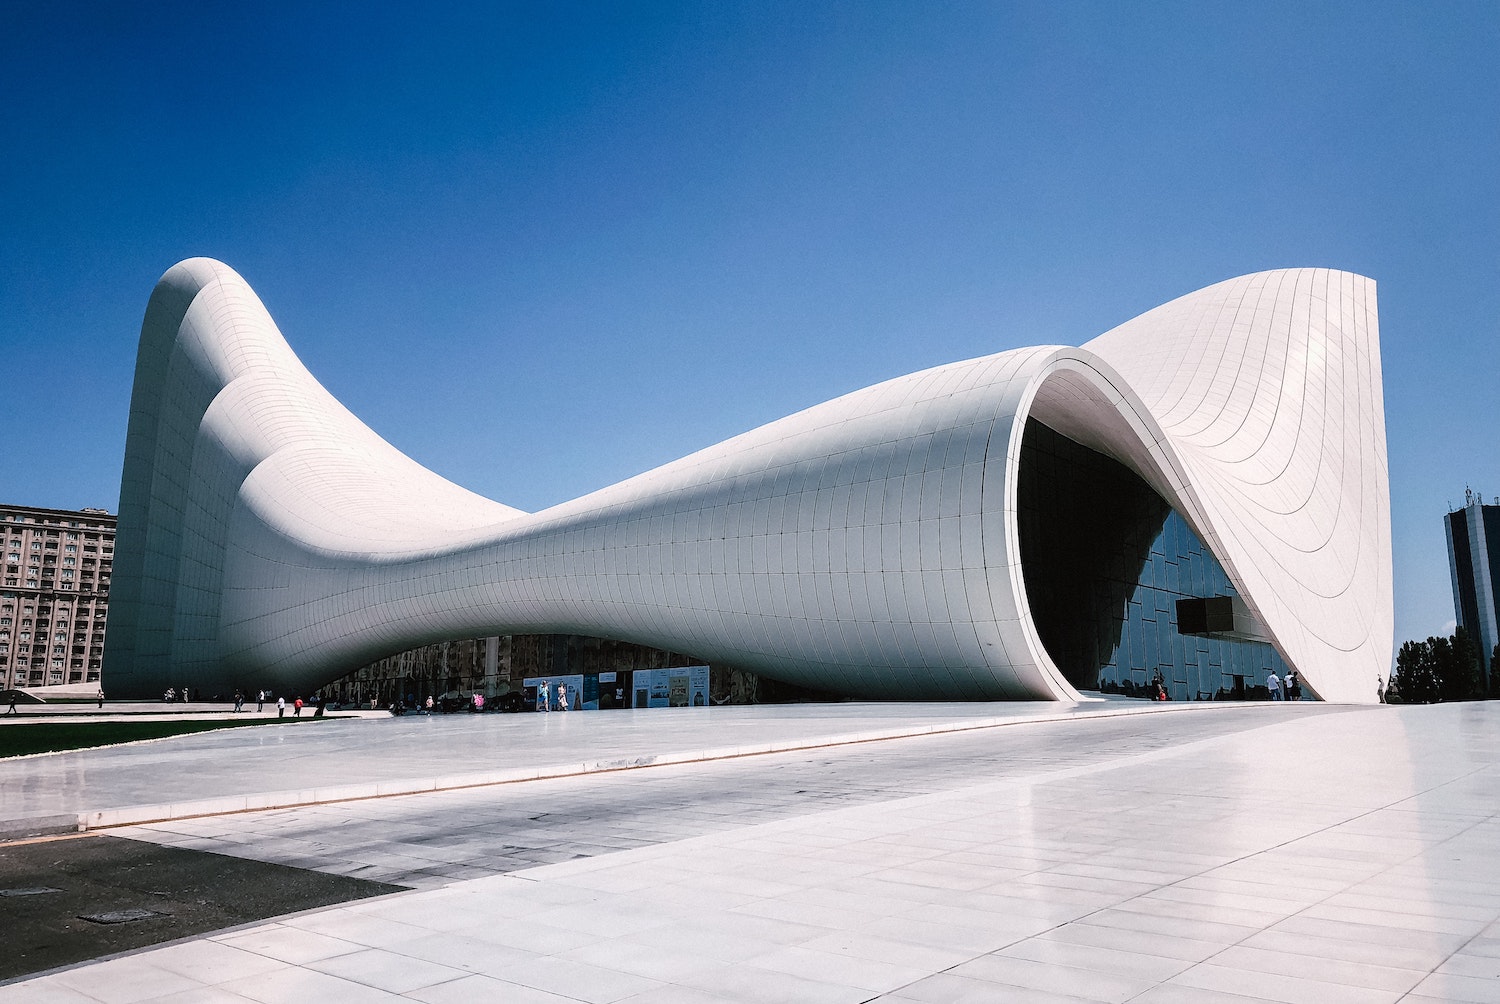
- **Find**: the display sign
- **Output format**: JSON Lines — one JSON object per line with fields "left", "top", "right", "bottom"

{"left": 523, "top": 674, "right": 585, "bottom": 711}
{"left": 629, "top": 666, "right": 709, "bottom": 708}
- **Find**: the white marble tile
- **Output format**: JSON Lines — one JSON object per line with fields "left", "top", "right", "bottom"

{"left": 8, "top": 702, "right": 1500, "bottom": 1004}
{"left": 304, "top": 948, "right": 468, "bottom": 994}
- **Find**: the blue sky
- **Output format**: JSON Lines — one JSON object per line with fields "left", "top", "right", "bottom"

{"left": 1, "top": 2, "right": 1495, "bottom": 650}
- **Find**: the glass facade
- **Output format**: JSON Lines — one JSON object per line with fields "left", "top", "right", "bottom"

{"left": 1448, "top": 509, "right": 1480, "bottom": 644}
{"left": 1017, "top": 420, "right": 1290, "bottom": 700}
{"left": 1445, "top": 500, "right": 1500, "bottom": 679}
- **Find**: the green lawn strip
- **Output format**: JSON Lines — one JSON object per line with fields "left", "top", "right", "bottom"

{"left": 0, "top": 717, "right": 325, "bottom": 758}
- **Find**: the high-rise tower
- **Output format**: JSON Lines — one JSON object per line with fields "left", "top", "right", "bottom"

{"left": 1446, "top": 488, "right": 1500, "bottom": 685}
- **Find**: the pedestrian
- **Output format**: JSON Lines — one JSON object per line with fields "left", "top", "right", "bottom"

{"left": 257, "top": 689, "right": 265, "bottom": 712}
{"left": 537, "top": 681, "right": 550, "bottom": 712}
{"left": 1377, "top": 676, "right": 1386, "bottom": 703}
{"left": 1266, "top": 671, "right": 1282, "bottom": 701}
{"left": 96, "top": 688, "right": 105, "bottom": 709}
{"left": 233, "top": 691, "right": 243, "bottom": 713}
{"left": 277, "top": 696, "right": 285, "bottom": 718}
{"left": 1285, "top": 671, "right": 1301, "bottom": 702}
{"left": 314, "top": 695, "right": 325, "bottom": 717}
{"left": 425, "top": 695, "right": 434, "bottom": 712}
{"left": 557, "top": 682, "right": 570, "bottom": 711}
{"left": 293, "top": 696, "right": 303, "bottom": 717}
{"left": 6, "top": 691, "right": 16, "bottom": 714}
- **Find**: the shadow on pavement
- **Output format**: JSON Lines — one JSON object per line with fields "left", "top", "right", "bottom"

{"left": 0, "top": 834, "right": 406, "bottom": 983}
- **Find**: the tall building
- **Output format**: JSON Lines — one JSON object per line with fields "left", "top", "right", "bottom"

{"left": 0, "top": 504, "right": 116, "bottom": 691}
{"left": 1446, "top": 489, "right": 1500, "bottom": 682}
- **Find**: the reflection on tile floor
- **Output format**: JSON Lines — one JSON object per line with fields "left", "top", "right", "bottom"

{"left": 115, "top": 706, "right": 1335, "bottom": 887}
{"left": 6, "top": 702, "right": 1500, "bottom": 1003}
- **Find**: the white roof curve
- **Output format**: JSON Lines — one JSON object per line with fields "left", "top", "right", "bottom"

{"left": 103, "top": 260, "right": 1391, "bottom": 703}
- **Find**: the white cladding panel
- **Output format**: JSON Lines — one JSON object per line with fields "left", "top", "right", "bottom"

{"left": 104, "top": 260, "right": 1391, "bottom": 702}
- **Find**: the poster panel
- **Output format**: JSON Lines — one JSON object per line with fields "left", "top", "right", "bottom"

{"left": 522, "top": 674, "right": 585, "bottom": 711}
{"left": 648, "top": 669, "right": 671, "bottom": 708}
{"left": 620, "top": 667, "right": 710, "bottom": 709}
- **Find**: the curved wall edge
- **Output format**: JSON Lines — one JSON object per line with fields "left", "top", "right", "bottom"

{"left": 102, "top": 261, "right": 1392, "bottom": 703}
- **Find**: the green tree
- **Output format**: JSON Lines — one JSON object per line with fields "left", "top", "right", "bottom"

{"left": 1441, "top": 628, "right": 1484, "bottom": 701}
{"left": 1393, "top": 639, "right": 1439, "bottom": 704}
{"left": 1429, "top": 635, "right": 1456, "bottom": 701}
{"left": 1393, "top": 630, "right": 1486, "bottom": 704}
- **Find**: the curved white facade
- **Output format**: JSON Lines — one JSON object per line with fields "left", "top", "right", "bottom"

{"left": 104, "top": 260, "right": 1391, "bottom": 702}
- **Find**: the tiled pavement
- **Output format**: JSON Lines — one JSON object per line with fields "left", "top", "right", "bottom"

{"left": 6, "top": 701, "right": 1500, "bottom": 1002}
{"left": 111, "top": 706, "right": 1348, "bottom": 888}
{"left": 0, "top": 700, "right": 1293, "bottom": 833}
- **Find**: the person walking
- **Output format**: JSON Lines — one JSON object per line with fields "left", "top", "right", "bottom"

{"left": 293, "top": 696, "right": 303, "bottom": 717}
{"left": 537, "top": 681, "right": 550, "bottom": 713}
{"left": 277, "top": 695, "right": 285, "bottom": 718}
{"left": 557, "top": 682, "right": 570, "bottom": 711}
{"left": 256, "top": 689, "right": 265, "bottom": 712}
{"left": 1266, "top": 671, "right": 1282, "bottom": 701}
{"left": 96, "top": 688, "right": 105, "bottom": 709}
{"left": 6, "top": 692, "right": 17, "bottom": 714}
{"left": 233, "top": 691, "right": 243, "bottom": 713}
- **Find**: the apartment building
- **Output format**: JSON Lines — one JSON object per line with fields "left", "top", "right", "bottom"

{"left": 0, "top": 503, "right": 115, "bottom": 690}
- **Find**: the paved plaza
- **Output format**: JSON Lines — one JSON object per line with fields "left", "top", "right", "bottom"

{"left": 3, "top": 700, "right": 1500, "bottom": 1002}
{"left": 0, "top": 700, "right": 1252, "bottom": 836}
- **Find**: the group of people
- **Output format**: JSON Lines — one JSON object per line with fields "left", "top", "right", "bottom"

{"left": 1265, "top": 669, "right": 1303, "bottom": 701}
{"left": 392, "top": 692, "right": 489, "bottom": 715}
{"left": 219, "top": 689, "right": 321, "bottom": 717}
{"left": 534, "top": 680, "right": 573, "bottom": 712}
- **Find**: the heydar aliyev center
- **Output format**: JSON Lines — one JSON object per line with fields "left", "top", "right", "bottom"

{"left": 103, "top": 260, "right": 1391, "bottom": 703}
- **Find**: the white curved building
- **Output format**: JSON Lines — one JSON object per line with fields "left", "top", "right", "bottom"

{"left": 103, "top": 260, "right": 1391, "bottom": 702}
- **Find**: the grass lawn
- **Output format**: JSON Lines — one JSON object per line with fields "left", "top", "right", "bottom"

{"left": 0, "top": 718, "right": 325, "bottom": 758}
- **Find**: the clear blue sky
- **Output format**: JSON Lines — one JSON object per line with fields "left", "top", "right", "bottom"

{"left": 2, "top": 2, "right": 1495, "bottom": 651}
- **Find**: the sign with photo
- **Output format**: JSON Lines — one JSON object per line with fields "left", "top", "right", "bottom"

{"left": 629, "top": 666, "right": 709, "bottom": 708}
{"left": 523, "top": 674, "right": 585, "bottom": 711}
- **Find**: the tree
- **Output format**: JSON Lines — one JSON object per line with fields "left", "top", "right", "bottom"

{"left": 1391, "top": 630, "right": 1485, "bottom": 704}
{"left": 1441, "top": 628, "right": 1484, "bottom": 702}
{"left": 1392, "top": 639, "right": 1439, "bottom": 704}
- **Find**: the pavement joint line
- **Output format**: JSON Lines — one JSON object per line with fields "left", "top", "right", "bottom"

{"left": 0, "top": 700, "right": 1307, "bottom": 840}
{"left": 473, "top": 707, "right": 1359, "bottom": 890}
{"left": 0, "top": 831, "right": 97, "bottom": 849}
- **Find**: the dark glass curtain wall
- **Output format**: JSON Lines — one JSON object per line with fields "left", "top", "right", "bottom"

{"left": 1017, "top": 419, "right": 1291, "bottom": 700}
